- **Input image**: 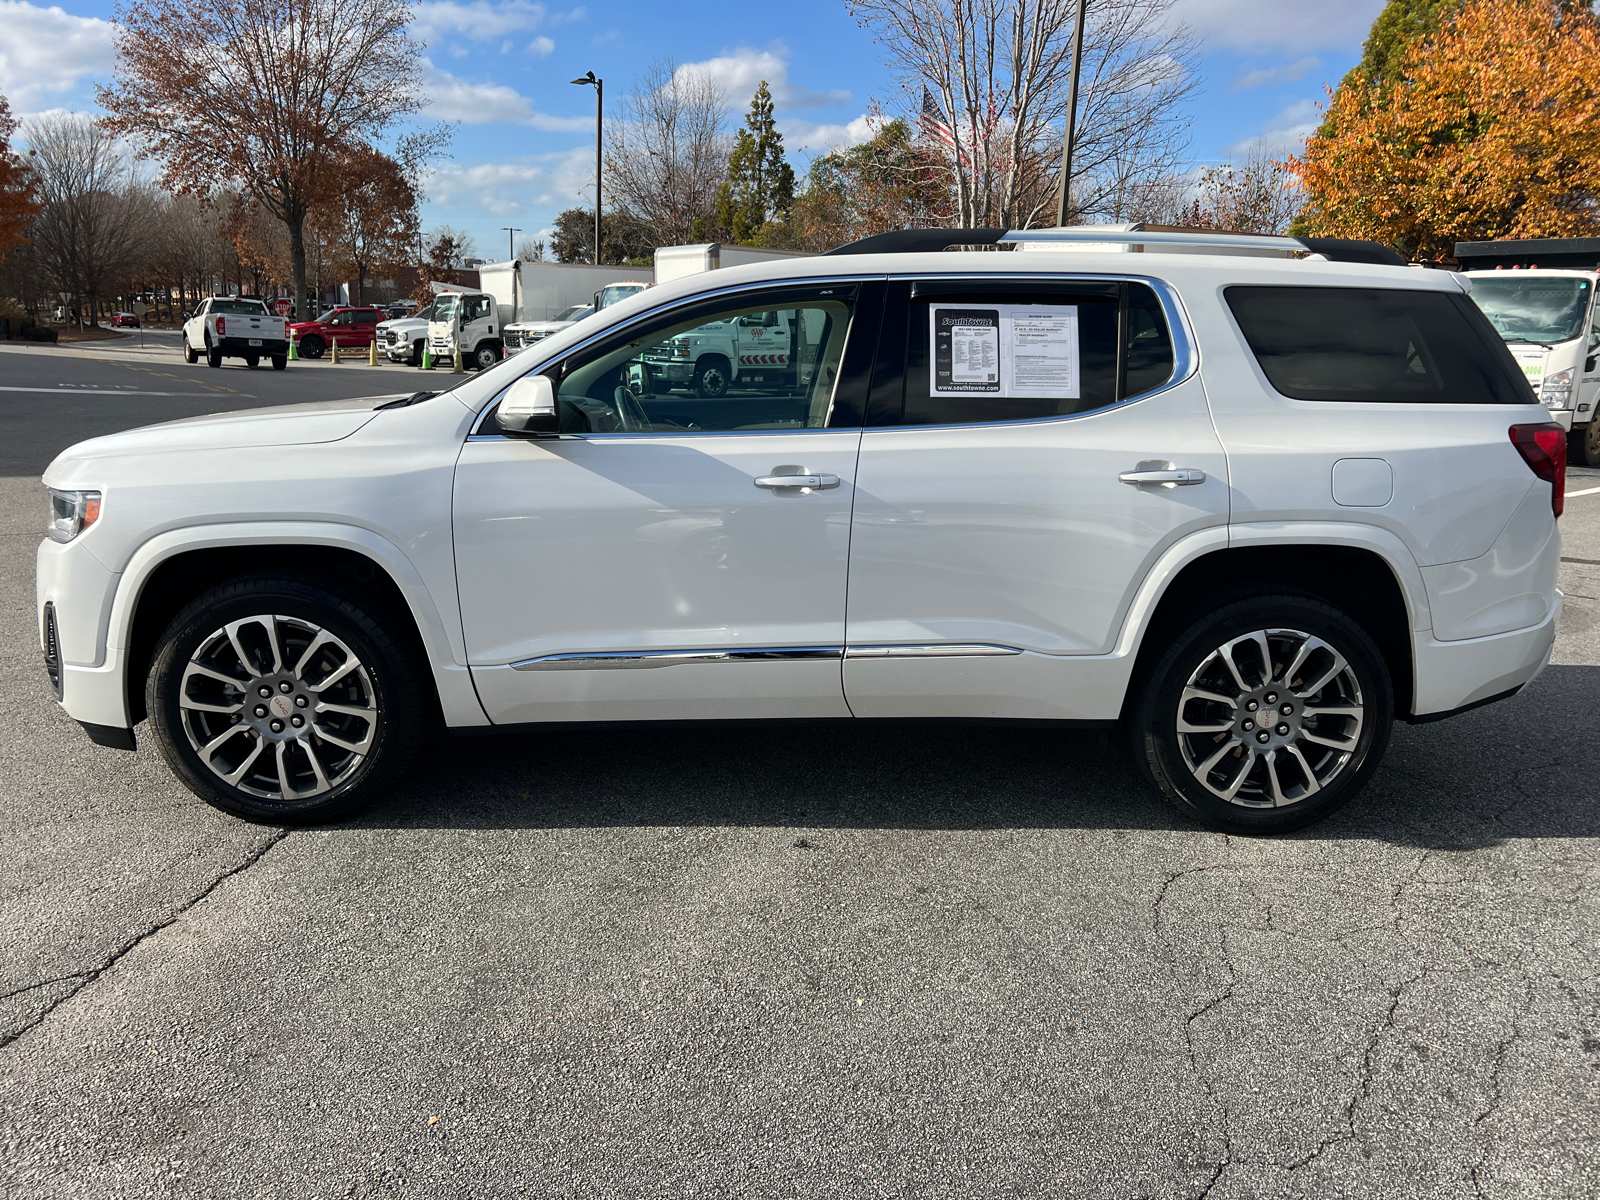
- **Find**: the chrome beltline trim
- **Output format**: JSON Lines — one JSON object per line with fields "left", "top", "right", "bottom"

{"left": 508, "top": 643, "right": 1025, "bottom": 670}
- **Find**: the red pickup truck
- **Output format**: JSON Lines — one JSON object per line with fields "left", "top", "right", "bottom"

{"left": 288, "top": 306, "right": 385, "bottom": 359}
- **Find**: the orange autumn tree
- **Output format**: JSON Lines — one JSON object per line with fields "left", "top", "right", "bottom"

{"left": 1292, "top": 0, "right": 1600, "bottom": 259}
{"left": 0, "top": 93, "right": 42, "bottom": 264}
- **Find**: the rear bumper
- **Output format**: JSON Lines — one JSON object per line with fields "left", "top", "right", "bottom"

{"left": 217, "top": 336, "right": 288, "bottom": 355}
{"left": 1410, "top": 593, "right": 1560, "bottom": 719}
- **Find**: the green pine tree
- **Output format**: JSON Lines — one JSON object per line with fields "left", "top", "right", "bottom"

{"left": 714, "top": 82, "right": 796, "bottom": 244}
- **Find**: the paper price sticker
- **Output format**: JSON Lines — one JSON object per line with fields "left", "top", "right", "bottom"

{"left": 930, "top": 303, "right": 1080, "bottom": 400}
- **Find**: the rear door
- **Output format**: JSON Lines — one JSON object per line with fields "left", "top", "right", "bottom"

{"left": 842, "top": 275, "right": 1230, "bottom": 719}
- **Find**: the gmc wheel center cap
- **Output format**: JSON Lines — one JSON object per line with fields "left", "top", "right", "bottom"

{"left": 268, "top": 695, "right": 296, "bottom": 719}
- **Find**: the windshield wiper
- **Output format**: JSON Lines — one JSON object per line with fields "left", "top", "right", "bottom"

{"left": 1505, "top": 339, "right": 1556, "bottom": 350}
{"left": 375, "top": 390, "right": 440, "bottom": 410}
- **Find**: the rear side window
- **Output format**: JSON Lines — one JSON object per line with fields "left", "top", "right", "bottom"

{"left": 892, "top": 280, "right": 1176, "bottom": 427}
{"left": 1226, "top": 286, "right": 1532, "bottom": 404}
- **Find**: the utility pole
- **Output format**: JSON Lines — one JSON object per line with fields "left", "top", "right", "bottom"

{"left": 503, "top": 227, "right": 522, "bottom": 261}
{"left": 571, "top": 71, "right": 603, "bottom": 264}
{"left": 1055, "top": 0, "right": 1089, "bottom": 227}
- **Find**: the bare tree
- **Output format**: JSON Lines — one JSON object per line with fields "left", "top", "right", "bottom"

{"left": 849, "top": 0, "right": 1199, "bottom": 228}
{"left": 605, "top": 60, "right": 732, "bottom": 246}
{"left": 1183, "top": 141, "right": 1303, "bottom": 234}
{"left": 24, "top": 114, "right": 154, "bottom": 325}
{"left": 99, "top": 0, "right": 438, "bottom": 318}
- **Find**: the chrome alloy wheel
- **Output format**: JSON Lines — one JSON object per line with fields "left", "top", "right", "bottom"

{"left": 1176, "top": 627, "right": 1365, "bottom": 809}
{"left": 177, "top": 614, "right": 380, "bottom": 801}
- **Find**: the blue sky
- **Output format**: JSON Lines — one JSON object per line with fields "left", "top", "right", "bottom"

{"left": 0, "top": 0, "right": 1387, "bottom": 256}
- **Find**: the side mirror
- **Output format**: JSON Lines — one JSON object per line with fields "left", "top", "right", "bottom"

{"left": 496, "top": 374, "right": 558, "bottom": 434}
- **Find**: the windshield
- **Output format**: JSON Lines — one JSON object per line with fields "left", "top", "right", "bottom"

{"left": 433, "top": 295, "right": 459, "bottom": 322}
{"left": 211, "top": 299, "right": 269, "bottom": 316}
{"left": 553, "top": 305, "right": 588, "bottom": 321}
{"left": 598, "top": 284, "right": 646, "bottom": 308}
{"left": 1470, "top": 276, "right": 1592, "bottom": 344}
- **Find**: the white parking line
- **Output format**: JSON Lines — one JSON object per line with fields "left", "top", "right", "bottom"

{"left": 1567, "top": 485, "right": 1600, "bottom": 498}
{"left": 0, "top": 386, "right": 254, "bottom": 397}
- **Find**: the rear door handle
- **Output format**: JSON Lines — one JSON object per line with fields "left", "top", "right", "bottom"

{"left": 1119, "top": 467, "right": 1206, "bottom": 486}
{"left": 755, "top": 473, "right": 839, "bottom": 490}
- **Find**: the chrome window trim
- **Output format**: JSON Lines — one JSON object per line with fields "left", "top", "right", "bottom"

{"left": 508, "top": 643, "right": 1025, "bottom": 670}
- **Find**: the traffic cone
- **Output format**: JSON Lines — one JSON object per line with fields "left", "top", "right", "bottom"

{"left": 421, "top": 343, "right": 432, "bottom": 369}
{"left": 368, "top": 339, "right": 378, "bottom": 366}
{"left": 288, "top": 336, "right": 298, "bottom": 361}
{"left": 330, "top": 337, "right": 340, "bottom": 364}
{"left": 452, "top": 344, "right": 464, "bottom": 373}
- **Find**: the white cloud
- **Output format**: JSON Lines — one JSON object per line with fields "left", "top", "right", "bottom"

{"left": 675, "top": 45, "right": 850, "bottom": 111}
{"left": 0, "top": 1, "right": 115, "bottom": 114}
{"left": 1229, "top": 98, "right": 1321, "bottom": 158}
{"left": 422, "top": 146, "right": 591, "bottom": 217}
{"left": 779, "top": 114, "right": 874, "bottom": 154}
{"left": 1170, "top": 0, "right": 1385, "bottom": 53}
{"left": 1229, "top": 55, "right": 1321, "bottom": 92}
{"left": 421, "top": 60, "right": 590, "bottom": 130}
{"left": 411, "top": 0, "right": 581, "bottom": 46}
{"left": 528, "top": 35, "right": 554, "bottom": 56}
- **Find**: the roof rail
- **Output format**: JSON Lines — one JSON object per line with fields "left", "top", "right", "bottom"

{"left": 823, "top": 225, "right": 1407, "bottom": 267}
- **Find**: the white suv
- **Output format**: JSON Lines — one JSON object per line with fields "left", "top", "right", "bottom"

{"left": 36, "top": 229, "right": 1564, "bottom": 834}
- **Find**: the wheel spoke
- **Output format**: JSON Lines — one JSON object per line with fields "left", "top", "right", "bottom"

{"left": 1302, "top": 704, "right": 1362, "bottom": 718}
{"left": 185, "top": 662, "right": 249, "bottom": 688}
{"left": 200, "top": 723, "right": 250, "bottom": 757}
{"left": 1280, "top": 635, "right": 1318, "bottom": 688}
{"left": 180, "top": 695, "right": 243, "bottom": 715}
{"left": 262, "top": 616, "right": 286, "bottom": 674}
{"left": 1294, "top": 651, "right": 1349, "bottom": 700}
{"left": 1301, "top": 728, "right": 1358, "bottom": 752}
{"left": 1217, "top": 746, "right": 1257, "bottom": 800}
{"left": 1283, "top": 744, "right": 1323, "bottom": 797}
{"left": 309, "top": 656, "right": 361, "bottom": 693}
{"left": 1178, "top": 716, "right": 1234, "bottom": 734}
{"left": 1264, "top": 750, "right": 1290, "bottom": 806}
{"left": 275, "top": 742, "right": 295, "bottom": 799}
{"left": 1194, "top": 737, "right": 1244, "bottom": 777}
{"left": 1182, "top": 685, "right": 1239, "bottom": 708}
{"left": 225, "top": 622, "right": 258, "bottom": 677}
{"left": 315, "top": 724, "right": 373, "bottom": 755}
{"left": 314, "top": 700, "right": 376, "bottom": 719}
{"left": 220, "top": 738, "right": 266, "bottom": 786}
{"left": 1217, "top": 642, "right": 1253, "bottom": 693}
{"left": 300, "top": 737, "right": 331, "bottom": 793}
{"left": 292, "top": 630, "right": 334, "bottom": 678}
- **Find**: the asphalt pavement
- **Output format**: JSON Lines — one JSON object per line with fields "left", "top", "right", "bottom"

{"left": 1, "top": 345, "right": 1597, "bottom": 1198}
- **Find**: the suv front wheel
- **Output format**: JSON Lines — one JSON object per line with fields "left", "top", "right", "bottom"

{"left": 147, "top": 573, "right": 426, "bottom": 824}
{"left": 1131, "top": 595, "right": 1392, "bottom": 834}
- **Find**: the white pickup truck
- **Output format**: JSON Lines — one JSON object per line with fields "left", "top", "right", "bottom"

{"left": 181, "top": 297, "right": 289, "bottom": 370}
{"left": 503, "top": 304, "right": 592, "bottom": 354}
{"left": 636, "top": 305, "right": 827, "bottom": 397}
{"left": 376, "top": 302, "right": 436, "bottom": 365}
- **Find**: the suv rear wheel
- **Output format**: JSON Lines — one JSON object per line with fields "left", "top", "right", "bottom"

{"left": 146, "top": 573, "right": 426, "bottom": 824}
{"left": 1130, "top": 595, "right": 1392, "bottom": 834}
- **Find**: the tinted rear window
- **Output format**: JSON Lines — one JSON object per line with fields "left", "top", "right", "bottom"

{"left": 1225, "top": 285, "right": 1532, "bottom": 404}
{"left": 210, "top": 299, "right": 269, "bottom": 316}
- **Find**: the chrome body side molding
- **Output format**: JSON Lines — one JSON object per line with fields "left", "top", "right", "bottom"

{"left": 844, "top": 644, "right": 1023, "bottom": 659}
{"left": 510, "top": 644, "right": 1025, "bottom": 671}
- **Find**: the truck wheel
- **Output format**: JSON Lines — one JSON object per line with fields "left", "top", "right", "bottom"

{"left": 244, "top": 354, "right": 260, "bottom": 369}
{"left": 695, "top": 357, "right": 730, "bottom": 398}
{"left": 300, "top": 336, "right": 325, "bottom": 360}
{"left": 1129, "top": 594, "right": 1392, "bottom": 835}
{"left": 184, "top": 337, "right": 199, "bottom": 365}
{"left": 1579, "top": 419, "right": 1600, "bottom": 468}
{"left": 271, "top": 355, "right": 288, "bottom": 370}
{"left": 410, "top": 340, "right": 424, "bottom": 366}
{"left": 472, "top": 343, "right": 500, "bottom": 371}
{"left": 145, "top": 572, "right": 426, "bottom": 824}
{"left": 206, "top": 339, "right": 223, "bottom": 368}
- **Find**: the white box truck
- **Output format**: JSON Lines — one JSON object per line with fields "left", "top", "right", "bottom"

{"left": 479, "top": 260, "right": 655, "bottom": 351}
{"left": 653, "top": 242, "right": 814, "bottom": 286}
{"left": 1457, "top": 236, "right": 1600, "bottom": 465}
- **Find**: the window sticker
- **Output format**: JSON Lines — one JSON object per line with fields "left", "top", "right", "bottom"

{"left": 929, "top": 303, "right": 1081, "bottom": 399}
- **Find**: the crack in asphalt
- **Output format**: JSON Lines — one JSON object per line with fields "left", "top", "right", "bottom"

{"left": 1467, "top": 971, "right": 1538, "bottom": 1198}
{"left": 0, "top": 829, "right": 290, "bottom": 1049}
{"left": 0, "top": 972, "right": 90, "bottom": 1004}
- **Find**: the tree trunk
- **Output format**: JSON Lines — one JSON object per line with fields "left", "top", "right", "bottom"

{"left": 286, "top": 201, "right": 308, "bottom": 319}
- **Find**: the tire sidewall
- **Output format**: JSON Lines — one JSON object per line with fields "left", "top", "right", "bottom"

{"left": 147, "top": 577, "right": 420, "bottom": 824}
{"left": 696, "top": 358, "right": 729, "bottom": 398}
{"left": 1136, "top": 596, "right": 1392, "bottom": 834}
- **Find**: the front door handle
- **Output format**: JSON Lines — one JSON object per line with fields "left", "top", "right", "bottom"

{"left": 755, "top": 473, "right": 839, "bottom": 490}
{"left": 1119, "top": 467, "right": 1207, "bottom": 486}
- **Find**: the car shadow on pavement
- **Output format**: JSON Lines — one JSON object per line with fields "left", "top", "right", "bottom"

{"left": 351, "top": 665, "right": 1600, "bottom": 849}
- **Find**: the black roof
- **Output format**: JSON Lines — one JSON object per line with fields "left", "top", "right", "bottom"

{"left": 822, "top": 227, "right": 1406, "bottom": 266}
{"left": 1455, "top": 237, "right": 1600, "bottom": 270}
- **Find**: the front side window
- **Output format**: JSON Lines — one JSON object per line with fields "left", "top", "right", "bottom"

{"left": 461, "top": 297, "right": 490, "bottom": 323}
{"left": 888, "top": 279, "right": 1176, "bottom": 427}
{"left": 1227, "top": 286, "right": 1531, "bottom": 404}
{"left": 353, "top": 310, "right": 379, "bottom": 325}
{"left": 541, "top": 283, "right": 861, "bottom": 434}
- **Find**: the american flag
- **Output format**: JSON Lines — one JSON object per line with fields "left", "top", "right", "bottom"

{"left": 920, "top": 86, "right": 955, "bottom": 148}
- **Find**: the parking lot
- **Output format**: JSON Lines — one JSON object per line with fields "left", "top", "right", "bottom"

{"left": 2, "top": 334, "right": 1598, "bottom": 1198}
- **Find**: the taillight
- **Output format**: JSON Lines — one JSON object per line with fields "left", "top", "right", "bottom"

{"left": 216, "top": 316, "right": 225, "bottom": 335}
{"left": 1509, "top": 422, "right": 1567, "bottom": 517}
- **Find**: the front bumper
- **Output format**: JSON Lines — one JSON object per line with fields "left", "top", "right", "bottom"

{"left": 38, "top": 535, "right": 134, "bottom": 742}
{"left": 1410, "top": 593, "right": 1560, "bottom": 719}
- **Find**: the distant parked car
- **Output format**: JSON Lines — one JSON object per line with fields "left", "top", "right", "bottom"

{"left": 109, "top": 312, "right": 141, "bottom": 328}
{"left": 288, "top": 306, "right": 386, "bottom": 359}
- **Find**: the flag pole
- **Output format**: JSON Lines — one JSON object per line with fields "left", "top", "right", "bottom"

{"left": 1055, "top": 0, "right": 1089, "bottom": 227}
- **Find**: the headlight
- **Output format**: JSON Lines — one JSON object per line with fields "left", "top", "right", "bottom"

{"left": 47, "top": 489, "right": 102, "bottom": 543}
{"left": 1541, "top": 367, "right": 1574, "bottom": 408}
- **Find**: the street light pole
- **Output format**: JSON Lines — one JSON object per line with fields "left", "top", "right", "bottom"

{"left": 571, "top": 71, "right": 603, "bottom": 264}
{"left": 1054, "top": 0, "right": 1089, "bottom": 228}
{"left": 503, "top": 227, "right": 522, "bottom": 261}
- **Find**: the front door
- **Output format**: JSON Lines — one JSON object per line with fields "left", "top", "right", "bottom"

{"left": 842, "top": 277, "right": 1230, "bottom": 719}
{"left": 453, "top": 279, "right": 880, "bottom": 724}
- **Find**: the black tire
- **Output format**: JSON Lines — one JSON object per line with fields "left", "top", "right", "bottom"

{"left": 244, "top": 354, "right": 260, "bottom": 369}
{"left": 695, "top": 356, "right": 730, "bottom": 398}
{"left": 205, "top": 339, "right": 222, "bottom": 368}
{"left": 146, "top": 572, "right": 427, "bottom": 824}
{"left": 1129, "top": 594, "right": 1393, "bottom": 835}
{"left": 300, "top": 336, "right": 325, "bottom": 360}
{"left": 1577, "top": 419, "right": 1600, "bottom": 468}
{"left": 410, "top": 339, "right": 424, "bottom": 366}
{"left": 472, "top": 342, "right": 501, "bottom": 371}
{"left": 271, "top": 355, "right": 287, "bottom": 370}
{"left": 183, "top": 337, "right": 199, "bottom": 365}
